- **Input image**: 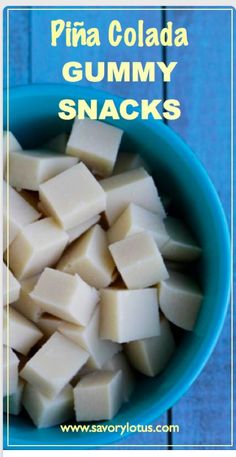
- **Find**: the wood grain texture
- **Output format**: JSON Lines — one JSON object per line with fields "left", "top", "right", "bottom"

{"left": 4, "top": 9, "right": 30, "bottom": 87}
{"left": 165, "top": 8, "right": 232, "bottom": 449}
{"left": 30, "top": 9, "right": 164, "bottom": 100}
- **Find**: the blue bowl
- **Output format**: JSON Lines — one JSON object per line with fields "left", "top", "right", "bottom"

{"left": 4, "top": 85, "right": 230, "bottom": 449}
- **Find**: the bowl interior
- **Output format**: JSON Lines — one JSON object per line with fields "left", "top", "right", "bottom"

{"left": 4, "top": 85, "right": 230, "bottom": 448}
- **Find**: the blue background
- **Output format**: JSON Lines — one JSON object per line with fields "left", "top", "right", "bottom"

{"left": 3, "top": 5, "right": 235, "bottom": 449}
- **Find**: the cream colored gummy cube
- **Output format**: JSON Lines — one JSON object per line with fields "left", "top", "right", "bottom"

{"left": 31, "top": 268, "right": 99, "bottom": 326}
{"left": 8, "top": 217, "right": 69, "bottom": 280}
{"left": 12, "top": 274, "right": 43, "bottom": 322}
{"left": 103, "top": 352, "right": 135, "bottom": 401}
{"left": 20, "top": 331, "right": 89, "bottom": 399}
{"left": 74, "top": 370, "right": 123, "bottom": 421}
{"left": 3, "top": 131, "right": 22, "bottom": 172}
{"left": 39, "top": 163, "right": 106, "bottom": 230}
{"left": 107, "top": 203, "right": 169, "bottom": 249}
{"left": 23, "top": 383, "right": 74, "bottom": 428}
{"left": 37, "top": 314, "right": 63, "bottom": 338}
{"left": 66, "top": 118, "right": 123, "bottom": 177}
{"left": 159, "top": 271, "right": 202, "bottom": 331}
{"left": 100, "top": 168, "right": 165, "bottom": 225}
{"left": 59, "top": 306, "right": 121, "bottom": 369}
{"left": 67, "top": 215, "right": 100, "bottom": 244}
{"left": 57, "top": 224, "right": 115, "bottom": 288}
{"left": 162, "top": 217, "right": 201, "bottom": 262}
{"left": 125, "top": 317, "right": 176, "bottom": 377}
{"left": 3, "top": 379, "right": 25, "bottom": 416}
{"left": 3, "top": 263, "right": 21, "bottom": 306}
{"left": 3, "top": 307, "right": 43, "bottom": 355}
{"left": 109, "top": 232, "right": 169, "bottom": 289}
{"left": 8, "top": 149, "right": 78, "bottom": 191}
{"left": 100, "top": 288, "right": 160, "bottom": 343}
{"left": 3, "top": 181, "right": 40, "bottom": 251}
{"left": 44, "top": 132, "right": 68, "bottom": 154}
{"left": 113, "top": 151, "right": 148, "bottom": 175}
{"left": 19, "top": 189, "right": 40, "bottom": 211}
{"left": 3, "top": 346, "right": 19, "bottom": 396}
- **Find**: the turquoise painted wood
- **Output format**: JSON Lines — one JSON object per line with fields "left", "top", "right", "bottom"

{"left": 4, "top": 9, "right": 30, "bottom": 86}
{"left": 30, "top": 8, "right": 165, "bottom": 101}
{"left": 5, "top": 6, "right": 233, "bottom": 449}
{"left": 165, "top": 8, "right": 232, "bottom": 449}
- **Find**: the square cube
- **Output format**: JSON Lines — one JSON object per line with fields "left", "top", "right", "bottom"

{"left": 58, "top": 306, "right": 121, "bottom": 369}
{"left": 125, "top": 317, "right": 176, "bottom": 377}
{"left": 3, "top": 181, "right": 40, "bottom": 251}
{"left": 73, "top": 370, "right": 123, "bottom": 421}
{"left": 107, "top": 203, "right": 169, "bottom": 249}
{"left": 159, "top": 271, "right": 202, "bottom": 331}
{"left": 3, "top": 131, "right": 22, "bottom": 172}
{"left": 103, "top": 352, "right": 135, "bottom": 402}
{"left": 3, "top": 346, "right": 19, "bottom": 396}
{"left": 100, "top": 288, "right": 160, "bottom": 343}
{"left": 3, "top": 378, "right": 25, "bottom": 416}
{"left": 37, "top": 314, "right": 63, "bottom": 338}
{"left": 109, "top": 231, "right": 169, "bottom": 289}
{"left": 31, "top": 268, "right": 99, "bottom": 326}
{"left": 23, "top": 382, "right": 73, "bottom": 428}
{"left": 100, "top": 168, "right": 165, "bottom": 225}
{"left": 39, "top": 163, "right": 106, "bottom": 230}
{"left": 162, "top": 216, "right": 201, "bottom": 262}
{"left": 12, "top": 274, "right": 43, "bottom": 323}
{"left": 20, "top": 331, "right": 89, "bottom": 398}
{"left": 3, "top": 307, "right": 43, "bottom": 355}
{"left": 66, "top": 118, "right": 123, "bottom": 177}
{"left": 8, "top": 217, "right": 69, "bottom": 280}
{"left": 57, "top": 224, "right": 115, "bottom": 288}
{"left": 3, "top": 262, "right": 21, "bottom": 306}
{"left": 8, "top": 149, "right": 78, "bottom": 191}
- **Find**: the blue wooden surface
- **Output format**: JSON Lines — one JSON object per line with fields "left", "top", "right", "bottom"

{"left": 166, "top": 9, "right": 232, "bottom": 449}
{"left": 4, "top": 6, "right": 233, "bottom": 449}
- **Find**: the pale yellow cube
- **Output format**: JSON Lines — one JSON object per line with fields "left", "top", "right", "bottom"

{"left": 3, "top": 379, "right": 25, "bottom": 416}
{"left": 66, "top": 118, "right": 123, "bottom": 177}
{"left": 30, "top": 268, "right": 99, "bottom": 326}
{"left": 113, "top": 151, "right": 149, "bottom": 175}
{"left": 44, "top": 132, "right": 68, "bottom": 154}
{"left": 3, "top": 131, "right": 22, "bottom": 172}
{"left": 125, "top": 317, "right": 176, "bottom": 377}
{"left": 109, "top": 232, "right": 169, "bottom": 289}
{"left": 162, "top": 217, "right": 201, "bottom": 262}
{"left": 73, "top": 370, "right": 123, "bottom": 421}
{"left": 58, "top": 306, "right": 121, "bottom": 369}
{"left": 23, "top": 383, "right": 74, "bottom": 428}
{"left": 8, "top": 217, "right": 69, "bottom": 280}
{"left": 100, "top": 288, "right": 160, "bottom": 343}
{"left": 8, "top": 149, "right": 78, "bottom": 191}
{"left": 103, "top": 352, "right": 135, "bottom": 402}
{"left": 107, "top": 203, "right": 169, "bottom": 249}
{"left": 20, "top": 331, "right": 89, "bottom": 399}
{"left": 3, "top": 181, "right": 40, "bottom": 251}
{"left": 159, "top": 271, "right": 202, "bottom": 330}
{"left": 37, "top": 314, "right": 63, "bottom": 338}
{"left": 3, "top": 346, "right": 19, "bottom": 396}
{"left": 67, "top": 215, "right": 100, "bottom": 244}
{"left": 39, "top": 163, "right": 106, "bottom": 230}
{"left": 3, "top": 307, "right": 43, "bottom": 355}
{"left": 57, "top": 224, "right": 115, "bottom": 288}
{"left": 100, "top": 168, "right": 165, "bottom": 225}
{"left": 12, "top": 274, "right": 43, "bottom": 322}
{"left": 3, "top": 263, "right": 21, "bottom": 306}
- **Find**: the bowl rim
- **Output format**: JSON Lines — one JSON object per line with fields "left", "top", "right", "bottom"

{"left": 4, "top": 84, "right": 231, "bottom": 448}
